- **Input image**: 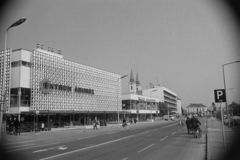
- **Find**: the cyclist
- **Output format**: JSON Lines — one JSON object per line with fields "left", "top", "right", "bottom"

{"left": 121, "top": 118, "right": 129, "bottom": 131}
{"left": 191, "top": 115, "right": 201, "bottom": 138}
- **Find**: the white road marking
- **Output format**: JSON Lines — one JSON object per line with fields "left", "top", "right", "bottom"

{"left": 1, "top": 140, "right": 33, "bottom": 146}
{"left": 108, "top": 132, "right": 119, "bottom": 134}
{"left": 57, "top": 145, "right": 67, "bottom": 150}
{"left": 172, "top": 132, "right": 176, "bottom": 135}
{"left": 123, "top": 158, "right": 128, "bottom": 160}
{"left": 33, "top": 145, "right": 67, "bottom": 153}
{"left": 140, "top": 131, "right": 149, "bottom": 134}
{"left": 151, "top": 129, "right": 158, "bottom": 131}
{"left": 138, "top": 144, "right": 154, "bottom": 153}
{"left": 162, "top": 123, "right": 178, "bottom": 128}
{"left": 40, "top": 135, "right": 134, "bottom": 160}
{"left": 160, "top": 136, "right": 168, "bottom": 141}
{"left": 3, "top": 143, "right": 35, "bottom": 149}
{"left": 78, "top": 136, "right": 96, "bottom": 140}
{"left": 6, "top": 142, "right": 60, "bottom": 152}
{"left": 179, "top": 129, "right": 182, "bottom": 131}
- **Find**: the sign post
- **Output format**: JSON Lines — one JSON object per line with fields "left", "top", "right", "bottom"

{"left": 214, "top": 89, "right": 226, "bottom": 148}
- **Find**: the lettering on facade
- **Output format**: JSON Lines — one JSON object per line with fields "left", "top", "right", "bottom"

{"left": 40, "top": 79, "right": 94, "bottom": 94}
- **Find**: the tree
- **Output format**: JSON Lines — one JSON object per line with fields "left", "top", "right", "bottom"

{"left": 159, "top": 102, "right": 168, "bottom": 116}
{"left": 229, "top": 102, "right": 240, "bottom": 116}
{"left": 181, "top": 107, "right": 187, "bottom": 116}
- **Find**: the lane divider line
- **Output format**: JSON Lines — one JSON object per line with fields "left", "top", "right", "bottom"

{"left": 78, "top": 136, "right": 97, "bottom": 140}
{"left": 123, "top": 158, "right": 128, "bottom": 160}
{"left": 162, "top": 123, "right": 178, "bottom": 128}
{"left": 160, "top": 136, "right": 168, "bottom": 141}
{"left": 172, "top": 132, "right": 176, "bottom": 135}
{"left": 1, "top": 140, "right": 33, "bottom": 146}
{"left": 6, "top": 142, "right": 60, "bottom": 153}
{"left": 138, "top": 144, "right": 154, "bottom": 153}
{"left": 108, "top": 132, "right": 119, "bottom": 135}
{"left": 3, "top": 143, "right": 35, "bottom": 149}
{"left": 40, "top": 135, "right": 134, "bottom": 160}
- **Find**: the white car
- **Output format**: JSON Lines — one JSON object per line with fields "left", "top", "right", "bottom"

{"left": 163, "top": 115, "right": 175, "bottom": 121}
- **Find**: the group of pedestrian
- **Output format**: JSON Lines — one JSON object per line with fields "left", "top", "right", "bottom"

{"left": 185, "top": 114, "right": 201, "bottom": 138}
{"left": 129, "top": 117, "right": 137, "bottom": 124}
{"left": 7, "top": 117, "right": 20, "bottom": 136}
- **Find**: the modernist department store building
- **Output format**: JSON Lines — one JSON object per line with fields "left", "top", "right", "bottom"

{"left": 1, "top": 47, "right": 126, "bottom": 127}
{"left": 0, "top": 47, "right": 181, "bottom": 128}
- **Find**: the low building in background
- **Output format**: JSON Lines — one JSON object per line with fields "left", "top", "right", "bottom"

{"left": 122, "top": 70, "right": 180, "bottom": 120}
{"left": 186, "top": 103, "right": 207, "bottom": 115}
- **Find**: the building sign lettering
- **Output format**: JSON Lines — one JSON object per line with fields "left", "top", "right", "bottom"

{"left": 40, "top": 79, "right": 94, "bottom": 94}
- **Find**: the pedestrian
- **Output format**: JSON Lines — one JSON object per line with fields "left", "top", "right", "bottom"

{"left": 121, "top": 118, "right": 129, "bottom": 131}
{"left": 41, "top": 122, "right": 45, "bottom": 131}
{"left": 13, "top": 117, "right": 20, "bottom": 135}
{"left": 9, "top": 117, "right": 14, "bottom": 135}
{"left": 186, "top": 117, "right": 192, "bottom": 134}
{"left": 191, "top": 115, "right": 201, "bottom": 138}
{"left": 93, "top": 117, "right": 99, "bottom": 130}
{"left": 134, "top": 118, "right": 137, "bottom": 124}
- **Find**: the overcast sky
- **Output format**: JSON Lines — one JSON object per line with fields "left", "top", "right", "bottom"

{"left": 0, "top": 0, "right": 239, "bottom": 108}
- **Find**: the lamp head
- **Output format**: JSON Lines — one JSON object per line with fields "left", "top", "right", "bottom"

{"left": 120, "top": 75, "right": 128, "bottom": 79}
{"left": 8, "top": 18, "right": 26, "bottom": 29}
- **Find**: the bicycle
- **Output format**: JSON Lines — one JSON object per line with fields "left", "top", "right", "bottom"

{"left": 194, "top": 125, "right": 202, "bottom": 138}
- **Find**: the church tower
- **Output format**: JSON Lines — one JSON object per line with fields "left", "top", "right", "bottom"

{"left": 136, "top": 72, "right": 141, "bottom": 91}
{"left": 128, "top": 70, "right": 136, "bottom": 93}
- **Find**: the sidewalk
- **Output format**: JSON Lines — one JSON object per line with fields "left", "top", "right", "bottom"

{"left": 206, "top": 117, "right": 240, "bottom": 160}
{"left": 1, "top": 119, "right": 173, "bottom": 144}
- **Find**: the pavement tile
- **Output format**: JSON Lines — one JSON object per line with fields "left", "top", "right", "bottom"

{"left": 206, "top": 117, "right": 240, "bottom": 160}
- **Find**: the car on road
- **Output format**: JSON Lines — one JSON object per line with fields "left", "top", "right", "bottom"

{"left": 163, "top": 115, "right": 175, "bottom": 121}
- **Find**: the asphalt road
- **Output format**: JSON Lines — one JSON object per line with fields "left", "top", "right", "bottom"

{"left": 1, "top": 118, "right": 206, "bottom": 160}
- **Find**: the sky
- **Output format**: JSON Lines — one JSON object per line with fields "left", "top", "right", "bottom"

{"left": 0, "top": 0, "right": 239, "bottom": 108}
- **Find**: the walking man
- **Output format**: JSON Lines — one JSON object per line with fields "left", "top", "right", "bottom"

{"left": 41, "top": 122, "right": 45, "bottom": 131}
{"left": 186, "top": 117, "right": 191, "bottom": 134}
{"left": 93, "top": 117, "right": 99, "bottom": 130}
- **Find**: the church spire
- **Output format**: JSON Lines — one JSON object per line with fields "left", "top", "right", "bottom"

{"left": 130, "top": 69, "right": 134, "bottom": 83}
{"left": 136, "top": 72, "right": 140, "bottom": 85}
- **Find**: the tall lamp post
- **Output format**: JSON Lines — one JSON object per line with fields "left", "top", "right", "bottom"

{"left": 226, "top": 88, "right": 234, "bottom": 127}
{"left": 150, "top": 89, "right": 157, "bottom": 122}
{"left": 0, "top": 18, "right": 26, "bottom": 142}
{"left": 117, "top": 75, "right": 128, "bottom": 128}
{"left": 222, "top": 61, "right": 240, "bottom": 127}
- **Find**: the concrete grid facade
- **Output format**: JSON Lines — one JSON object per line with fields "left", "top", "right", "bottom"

{"left": 4, "top": 48, "right": 122, "bottom": 114}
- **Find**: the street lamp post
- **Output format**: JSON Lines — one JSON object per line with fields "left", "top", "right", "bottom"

{"left": 168, "top": 104, "right": 169, "bottom": 121}
{"left": 150, "top": 89, "right": 157, "bottom": 122}
{"left": 222, "top": 61, "right": 240, "bottom": 127}
{"left": 117, "top": 75, "right": 128, "bottom": 128}
{"left": 0, "top": 18, "right": 26, "bottom": 142}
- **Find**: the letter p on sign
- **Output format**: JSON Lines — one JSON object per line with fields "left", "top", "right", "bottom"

{"left": 214, "top": 89, "right": 226, "bottom": 103}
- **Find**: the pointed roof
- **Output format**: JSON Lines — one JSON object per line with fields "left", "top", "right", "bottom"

{"left": 136, "top": 72, "right": 140, "bottom": 85}
{"left": 130, "top": 70, "right": 134, "bottom": 83}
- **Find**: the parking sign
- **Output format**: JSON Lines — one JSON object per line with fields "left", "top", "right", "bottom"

{"left": 214, "top": 89, "right": 226, "bottom": 103}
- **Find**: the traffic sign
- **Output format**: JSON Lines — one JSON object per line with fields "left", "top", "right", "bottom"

{"left": 214, "top": 89, "right": 226, "bottom": 103}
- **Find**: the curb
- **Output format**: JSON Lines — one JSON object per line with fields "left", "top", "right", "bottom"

{"left": 206, "top": 133, "right": 211, "bottom": 160}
